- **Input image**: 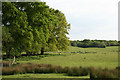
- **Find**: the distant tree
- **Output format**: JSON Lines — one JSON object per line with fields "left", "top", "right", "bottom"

{"left": 108, "top": 40, "right": 118, "bottom": 46}
{"left": 83, "top": 39, "right": 90, "bottom": 43}
{"left": 71, "top": 41, "right": 77, "bottom": 47}
{"left": 77, "top": 42, "right": 82, "bottom": 47}
{"left": 98, "top": 42, "right": 106, "bottom": 48}
{"left": 70, "top": 39, "right": 111, "bottom": 48}
{"left": 118, "top": 41, "right": 120, "bottom": 45}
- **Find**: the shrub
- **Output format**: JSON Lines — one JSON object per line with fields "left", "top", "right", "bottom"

{"left": 38, "top": 64, "right": 52, "bottom": 68}
{"left": 2, "top": 63, "right": 118, "bottom": 78}
{"left": 67, "top": 67, "right": 88, "bottom": 76}
{"left": 53, "top": 66, "right": 63, "bottom": 73}
{"left": 3, "top": 61, "right": 11, "bottom": 67}
{"left": 95, "top": 68, "right": 118, "bottom": 78}
{"left": 89, "top": 67, "right": 96, "bottom": 79}
{"left": 2, "top": 67, "right": 14, "bottom": 75}
{"left": 13, "top": 66, "right": 25, "bottom": 74}
{"left": 80, "top": 67, "right": 88, "bottom": 76}
{"left": 63, "top": 67, "right": 70, "bottom": 73}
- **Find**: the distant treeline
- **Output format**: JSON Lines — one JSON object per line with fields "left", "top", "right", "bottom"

{"left": 70, "top": 39, "right": 119, "bottom": 48}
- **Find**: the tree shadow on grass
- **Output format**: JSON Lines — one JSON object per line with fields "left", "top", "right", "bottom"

{"left": 3, "top": 53, "right": 67, "bottom": 61}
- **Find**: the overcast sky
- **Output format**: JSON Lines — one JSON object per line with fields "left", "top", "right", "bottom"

{"left": 44, "top": 0, "right": 119, "bottom": 40}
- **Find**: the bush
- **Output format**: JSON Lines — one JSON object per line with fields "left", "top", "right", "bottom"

{"left": 2, "top": 67, "right": 14, "bottom": 75}
{"left": 3, "top": 61, "right": 11, "bottom": 67}
{"left": 35, "top": 67, "right": 49, "bottom": 73}
{"left": 89, "top": 67, "right": 96, "bottom": 79}
{"left": 67, "top": 67, "right": 88, "bottom": 76}
{"left": 53, "top": 66, "right": 63, "bottom": 73}
{"left": 80, "top": 67, "right": 88, "bottom": 76}
{"left": 63, "top": 67, "right": 70, "bottom": 73}
{"left": 24, "top": 64, "right": 35, "bottom": 73}
{"left": 13, "top": 66, "right": 25, "bottom": 74}
{"left": 91, "top": 67, "right": 118, "bottom": 78}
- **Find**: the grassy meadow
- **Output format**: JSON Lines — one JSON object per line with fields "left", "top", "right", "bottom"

{"left": 13, "top": 46, "right": 118, "bottom": 68}
{"left": 2, "top": 46, "right": 118, "bottom": 78}
{"left": 3, "top": 73, "right": 89, "bottom": 78}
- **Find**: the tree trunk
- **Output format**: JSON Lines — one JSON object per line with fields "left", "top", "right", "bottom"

{"left": 41, "top": 47, "right": 44, "bottom": 55}
{"left": 6, "top": 52, "right": 10, "bottom": 58}
{"left": 12, "top": 56, "right": 15, "bottom": 64}
{"left": 26, "top": 51, "right": 32, "bottom": 56}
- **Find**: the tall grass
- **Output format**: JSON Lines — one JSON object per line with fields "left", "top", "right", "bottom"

{"left": 3, "top": 61, "right": 11, "bottom": 67}
{"left": 67, "top": 66, "right": 88, "bottom": 76}
{"left": 2, "top": 62, "right": 118, "bottom": 78}
{"left": 89, "top": 67, "right": 118, "bottom": 78}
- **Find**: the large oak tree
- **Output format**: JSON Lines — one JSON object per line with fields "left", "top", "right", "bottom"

{"left": 2, "top": 2, "right": 70, "bottom": 58}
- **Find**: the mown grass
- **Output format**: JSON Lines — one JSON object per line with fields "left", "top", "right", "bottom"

{"left": 2, "top": 73, "right": 89, "bottom": 78}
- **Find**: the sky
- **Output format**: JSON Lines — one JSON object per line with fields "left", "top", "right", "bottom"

{"left": 43, "top": 0, "right": 119, "bottom": 40}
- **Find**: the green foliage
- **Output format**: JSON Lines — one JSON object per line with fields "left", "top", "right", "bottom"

{"left": 2, "top": 27, "right": 15, "bottom": 57}
{"left": 2, "top": 2, "right": 70, "bottom": 57}
{"left": 47, "top": 9, "right": 70, "bottom": 52}
{"left": 70, "top": 39, "right": 118, "bottom": 48}
{"left": 2, "top": 2, "right": 29, "bottom": 57}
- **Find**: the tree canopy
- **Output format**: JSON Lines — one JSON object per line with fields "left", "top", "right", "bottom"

{"left": 2, "top": 2, "right": 70, "bottom": 57}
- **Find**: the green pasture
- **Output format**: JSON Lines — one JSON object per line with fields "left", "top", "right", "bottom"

{"left": 2, "top": 46, "right": 118, "bottom": 78}
{"left": 4, "top": 46, "right": 118, "bottom": 69}
{"left": 2, "top": 73, "right": 89, "bottom": 78}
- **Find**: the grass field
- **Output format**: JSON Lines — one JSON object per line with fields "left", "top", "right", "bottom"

{"left": 2, "top": 73, "right": 89, "bottom": 78}
{"left": 13, "top": 46, "right": 118, "bottom": 69}
{"left": 3, "top": 46, "right": 118, "bottom": 78}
